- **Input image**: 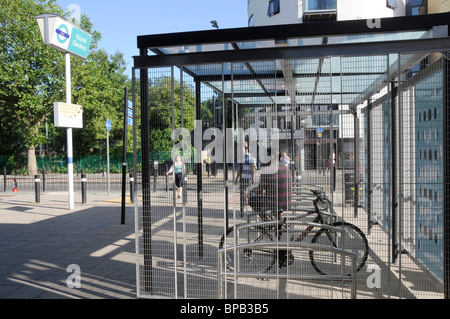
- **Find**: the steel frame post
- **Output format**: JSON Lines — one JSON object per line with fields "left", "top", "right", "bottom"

{"left": 140, "top": 49, "right": 152, "bottom": 294}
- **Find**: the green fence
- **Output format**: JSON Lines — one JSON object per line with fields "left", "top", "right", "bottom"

{"left": 0, "top": 154, "right": 136, "bottom": 174}
{"left": 1, "top": 150, "right": 198, "bottom": 175}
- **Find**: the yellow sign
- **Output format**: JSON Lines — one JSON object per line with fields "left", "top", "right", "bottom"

{"left": 54, "top": 102, "right": 83, "bottom": 128}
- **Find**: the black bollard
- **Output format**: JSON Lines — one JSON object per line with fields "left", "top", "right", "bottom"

{"left": 129, "top": 172, "right": 134, "bottom": 203}
{"left": 165, "top": 169, "right": 169, "bottom": 193}
{"left": 3, "top": 167, "right": 6, "bottom": 192}
{"left": 81, "top": 169, "right": 87, "bottom": 204}
{"left": 34, "top": 175, "right": 40, "bottom": 203}
{"left": 183, "top": 174, "right": 188, "bottom": 203}
{"left": 42, "top": 167, "right": 46, "bottom": 192}
{"left": 153, "top": 160, "right": 158, "bottom": 193}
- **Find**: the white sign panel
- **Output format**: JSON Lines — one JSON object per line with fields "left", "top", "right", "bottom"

{"left": 54, "top": 102, "right": 83, "bottom": 128}
{"left": 35, "top": 14, "right": 92, "bottom": 60}
{"left": 127, "top": 99, "right": 133, "bottom": 126}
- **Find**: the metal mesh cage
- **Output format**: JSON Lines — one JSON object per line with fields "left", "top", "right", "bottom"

{"left": 133, "top": 49, "right": 450, "bottom": 299}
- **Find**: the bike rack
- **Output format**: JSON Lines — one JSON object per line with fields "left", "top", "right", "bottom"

{"left": 218, "top": 220, "right": 358, "bottom": 299}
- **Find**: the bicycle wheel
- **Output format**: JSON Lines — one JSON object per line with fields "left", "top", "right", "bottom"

{"left": 218, "top": 223, "right": 278, "bottom": 274}
{"left": 309, "top": 222, "right": 369, "bottom": 276}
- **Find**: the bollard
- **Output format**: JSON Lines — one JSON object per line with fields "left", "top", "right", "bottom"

{"left": 153, "top": 160, "right": 158, "bottom": 193}
{"left": 129, "top": 172, "right": 134, "bottom": 203}
{"left": 212, "top": 162, "right": 216, "bottom": 176}
{"left": 3, "top": 167, "right": 6, "bottom": 192}
{"left": 34, "top": 175, "right": 40, "bottom": 203}
{"left": 81, "top": 169, "right": 87, "bottom": 204}
{"left": 42, "top": 167, "right": 46, "bottom": 192}
{"left": 183, "top": 174, "right": 188, "bottom": 203}
{"left": 333, "top": 165, "right": 336, "bottom": 192}
{"left": 165, "top": 170, "right": 169, "bottom": 193}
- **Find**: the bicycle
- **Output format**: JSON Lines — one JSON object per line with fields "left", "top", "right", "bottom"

{"left": 218, "top": 189, "right": 369, "bottom": 277}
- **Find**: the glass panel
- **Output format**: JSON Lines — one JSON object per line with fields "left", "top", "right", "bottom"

{"left": 156, "top": 30, "right": 431, "bottom": 56}
{"left": 387, "top": 0, "right": 398, "bottom": 9}
{"left": 267, "top": 0, "right": 280, "bottom": 16}
{"left": 305, "top": 0, "right": 337, "bottom": 11}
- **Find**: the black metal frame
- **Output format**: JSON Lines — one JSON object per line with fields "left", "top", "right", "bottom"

{"left": 136, "top": 12, "right": 450, "bottom": 51}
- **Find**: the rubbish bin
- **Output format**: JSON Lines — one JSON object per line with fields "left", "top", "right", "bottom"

{"left": 344, "top": 173, "right": 354, "bottom": 204}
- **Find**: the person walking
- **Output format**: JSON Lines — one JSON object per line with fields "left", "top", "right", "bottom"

{"left": 281, "top": 152, "right": 290, "bottom": 167}
{"left": 235, "top": 147, "right": 255, "bottom": 188}
{"left": 166, "top": 155, "right": 185, "bottom": 199}
{"left": 235, "top": 147, "right": 255, "bottom": 211}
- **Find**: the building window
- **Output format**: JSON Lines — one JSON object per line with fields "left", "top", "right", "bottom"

{"left": 304, "top": 0, "right": 337, "bottom": 21}
{"left": 305, "top": 0, "right": 337, "bottom": 11}
{"left": 387, "top": 0, "right": 397, "bottom": 9}
{"left": 406, "top": 0, "right": 427, "bottom": 16}
{"left": 267, "top": 0, "right": 280, "bottom": 17}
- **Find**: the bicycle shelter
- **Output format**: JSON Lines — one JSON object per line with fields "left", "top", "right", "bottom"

{"left": 132, "top": 13, "right": 450, "bottom": 299}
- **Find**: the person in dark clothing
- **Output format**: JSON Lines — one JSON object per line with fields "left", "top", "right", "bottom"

{"left": 253, "top": 149, "right": 292, "bottom": 218}
{"left": 252, "top": 148, "right": 293, "bottom": 269}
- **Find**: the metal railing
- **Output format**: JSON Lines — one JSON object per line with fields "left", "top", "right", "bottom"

{"left": 218, "top": 220, "right": 357, "bottom": 299}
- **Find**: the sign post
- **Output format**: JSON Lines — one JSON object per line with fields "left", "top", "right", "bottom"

{"left": 35, "top": 14, "right": 92, "bottom": 210}
{"left": 317, "top": 126, "right": 323, "bottom": 138}
{"left": 106, "top": 119, "right": 111, "bottom": 195}
{"left": 66, "top": 53, "right": 75, "bottom": 209}
{"left": 121, "top": 88, "right": 132, "bottom": 224}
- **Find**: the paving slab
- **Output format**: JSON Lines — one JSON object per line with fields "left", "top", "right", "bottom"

{"left": 0, "top": 190, "right": 136, "bottom": 299}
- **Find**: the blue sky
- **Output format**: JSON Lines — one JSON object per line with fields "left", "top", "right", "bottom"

{"left": 55, "top": 0, "right": 249, "bottom": 77}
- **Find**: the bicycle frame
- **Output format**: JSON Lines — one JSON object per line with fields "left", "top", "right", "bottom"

{"left": 222, "top": 190, "right": 368, "bottom": 277}
{"left": 244, "top": 191, "right": 339, "bottom": 258}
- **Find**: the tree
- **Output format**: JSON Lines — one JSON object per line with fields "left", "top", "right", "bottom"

{"left": 70, "top": 48, "right": 129, "bottom": 156}
{"left": 147, "top": 76, "right": 196, "bottom": 152}
{"left": 201, "top": 98, "right": 214, "bottom": 127}
{"left": 0, "top": 0, "right": 66, "bottom": 175}
{"left": 0, "top": 0, "right": 129, "bottom": 174}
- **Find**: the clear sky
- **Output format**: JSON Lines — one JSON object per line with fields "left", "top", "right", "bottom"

{"left": 55, "top": 0, "right": 249, "bottom": 77}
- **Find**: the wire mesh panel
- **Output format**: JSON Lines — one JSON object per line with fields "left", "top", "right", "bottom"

{"left": 359, "top": 52, "right": 448, "bottom": 298}
{"left": 395, "top": 52, "right": 447, "bottom": 298}
{"left": 134, "top": 66, "right": 179, "bottom": 298}
{"left": 225, "top": 60, "right": 284, "bottom": 299}
{"left": 179, "top": 64, "right": 223, "bottom": 299}
{"left": 218, "top": 58, "right": 362, "bottom": 299}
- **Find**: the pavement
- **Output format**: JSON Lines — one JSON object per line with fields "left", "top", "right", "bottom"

{"left": 0, "top": 189, "right": 137, "bottom": 299}
{"left": 0, "top": 176, "right": 445, "bottom": 301}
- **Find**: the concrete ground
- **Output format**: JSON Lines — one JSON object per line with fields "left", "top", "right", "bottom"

{"left": 0, "top": 190, "right": 137, "bottom": 299}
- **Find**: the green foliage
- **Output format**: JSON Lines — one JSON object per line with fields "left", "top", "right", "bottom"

{"left": 149, "top": 128, "right": 173, "bottom": 152}
{"left": 148, "top": 76, "right": 195, "bottom": 132}
{"left": 147, "top": 76, "right": 196, "bottom": 152}
{"left": 0, "top": 0, "right": 65, "bottom": 155}
{"left": 0, "top": 0, "right": 129, "bottom": 173}
{"left": 0, "top": 0, "right": 212, "bottom": 173}
{"left": 201, "top": 98, "right": 214, "bottom": 126}
{"left": 70, "top": 47, "right": 129, "bottom": 155}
